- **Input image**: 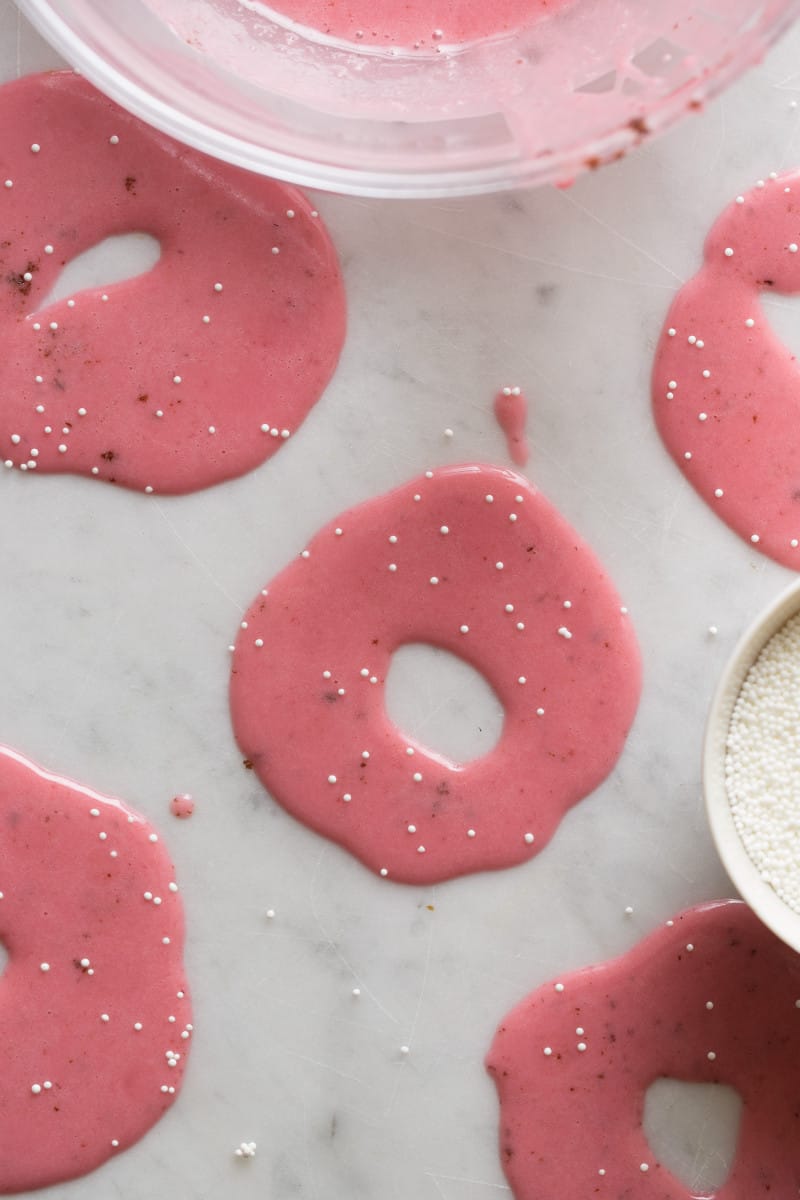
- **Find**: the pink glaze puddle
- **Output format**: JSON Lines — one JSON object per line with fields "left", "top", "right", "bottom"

{"left": 0, "top": 72, "right": 345, "bottom": 496}
{"left": 487, "top": 900, "right": 800, "bottom": 1199}
{"left": 653, "top": 170, "right": 800, "bottom": 568}
{"left": 0, "top": 746, "right": 191, "bottom": 1193}
{"left": 264, "top": 0, "right": 570, "bottom": 49}
{"left": 230, "top": 464, "right": 641, "bottom": 885}
{"left": 170, "top": 793, "right": 195, "bottom": 819}
{"left": 493, "top": 386, "right": 529, "bottom": 467}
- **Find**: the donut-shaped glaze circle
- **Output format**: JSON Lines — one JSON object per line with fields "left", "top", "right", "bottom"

{"left": 230, "top": 464, "right": 641, "bottom": 884}
{"left": 0, "top": 71, "right": 345, "bottom": 495}
{"left": 653, "top": 170, "right": 800, "bottom": 568}
{"left": 487, "top": 900, "right": 800, "bottom": 1198}
{"left": 0, "top": 747, "right": 191, "bottom": 1193}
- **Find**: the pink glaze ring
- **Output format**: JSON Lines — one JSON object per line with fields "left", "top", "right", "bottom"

{"left": 653, "top": 171, "right": 800, "bottom": 568}
{"left": 230, "top": 464, "right": 641, "bottom": 884}
{"left": 0, "top": 71, "right": 345, "bottom": 495}
{"left": 0, "top": 745, "right": 191, "bottom": 1193}
{"left": 487, "top": 900, "right": 800, "bottom": 1198}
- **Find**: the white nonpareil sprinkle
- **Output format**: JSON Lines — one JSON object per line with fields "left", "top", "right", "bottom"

{"left": 726, "top": 610, "right": 800, "bottom": 914}
{"left": 235, "top": 1142, "right": 257, "bottom": 1159}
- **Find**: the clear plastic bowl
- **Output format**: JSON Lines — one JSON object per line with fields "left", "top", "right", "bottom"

{"left": 18, "top": 0, "right": 800, "bottom": 198}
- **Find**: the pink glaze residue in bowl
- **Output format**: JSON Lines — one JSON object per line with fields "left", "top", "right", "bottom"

{"left": 18, "top": 1, "right": 800, "bottom": 197}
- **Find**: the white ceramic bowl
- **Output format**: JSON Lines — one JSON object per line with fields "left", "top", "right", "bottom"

{"left": 704, "top": 578, "right": 800, "bottom": 953}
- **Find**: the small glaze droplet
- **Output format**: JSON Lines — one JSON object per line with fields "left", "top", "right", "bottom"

{"left": 169, "top": 794, "right": 195, "bottom": 819}
{"left": 493, "top": 387, "right": 530, "bottom": 468}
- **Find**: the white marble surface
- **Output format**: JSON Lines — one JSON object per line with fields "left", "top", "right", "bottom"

{"left": 2, "top": 5, "right": 800, "bottom": 1196}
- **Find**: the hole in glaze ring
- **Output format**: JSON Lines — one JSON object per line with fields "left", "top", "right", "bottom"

{"left": 643, "top": 1078, "right": 742, "bottom": 1193}
{"left": 230, "top": 464, "right": 641, "bottom": 884}
{"left": 0, "top": 745, "right": 191, "bottom": 1193}
{"left": 0, "top": 71, "right": 345, "bottom": 496}
{"left": 487, "top": 900, "right": 800, "bottom": 1198}
{"left": 384, "top": 641, "right": 504, "bottom": 763}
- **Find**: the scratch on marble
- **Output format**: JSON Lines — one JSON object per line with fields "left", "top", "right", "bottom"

{"left": 401, "top": 217, "right": 679, "bottom": 290}
{"left": 533, "top": 442, "right": 650, "bottom": 549}
{"left": 283, "top": 1047, "right": 370, "bottom": 1089}
{"left": 425, "top": 1171, "right": 511, "bottom": 1193}
{"left": 308, "top": 849, "right": 400, "bottom": 1025}
{"left": 558, "top": 189, "right": 686, "bottom": 286}
{"left": 153, "top": 501, "right": 242, "bottom": 613}
{"left": 428, "top": 1173, "right": 448, "bottom": 1199}
{"left": 772, "top": 71, "right": 800, "bottom": 91}
{"left": 408, "top": 901, "right": 434, "bottom": 1046}
{"left": 658, "top": 480, "right": 688, "bottom": 553}
{"left": 665, "top": 856, "right": 697, "bottom": 885}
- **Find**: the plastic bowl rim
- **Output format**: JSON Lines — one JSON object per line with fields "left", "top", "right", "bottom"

{"left": 17, "top": 0, "right": 800, "bottom": 197}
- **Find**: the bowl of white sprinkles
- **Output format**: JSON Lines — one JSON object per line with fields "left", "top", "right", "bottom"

{"left": 705, "top": 578, "right": 800, "bottom": 953}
